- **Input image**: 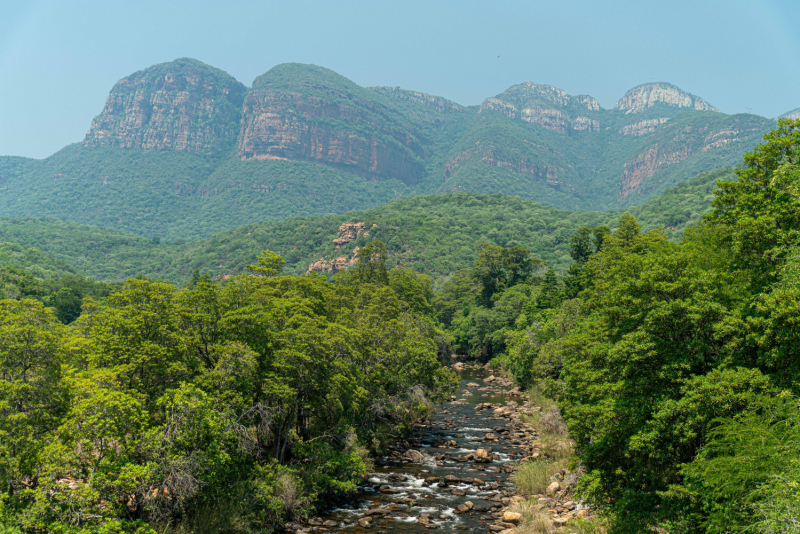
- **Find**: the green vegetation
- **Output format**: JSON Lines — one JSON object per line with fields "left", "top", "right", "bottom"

{"left": 0, "top": 242, "right": 120, "bottom": 323}
{"left": 0, "top": 245, "right": 457, "bottom": 533}
{"left": 0, "top": 61, "right": 775, "bottom": 240}
{"left": 0, "top": 167, "right": 730, "bottom": 284}
{"left": 453, "top": 119, "right": 800, "bottom": 532}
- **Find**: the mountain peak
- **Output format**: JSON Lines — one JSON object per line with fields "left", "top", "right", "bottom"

{"left": 614, "top": 82, "right": 718, "bottom": 114}
{"left": 491, "top": 82, "right": 601, "bottom": 112}
{"left": 84, "top": 58, "right": 246, "bottom": 153}
{"left": 251, "top": 63, "right": 361, "bottom": 93}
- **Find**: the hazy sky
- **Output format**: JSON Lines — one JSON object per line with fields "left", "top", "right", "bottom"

{"left": 1, "top": 0, "right": 799, "bottom": 158}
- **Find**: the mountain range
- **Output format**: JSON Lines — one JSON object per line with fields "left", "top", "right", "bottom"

{"left": 0, "top": 58, "right": 782, "bottom": 240}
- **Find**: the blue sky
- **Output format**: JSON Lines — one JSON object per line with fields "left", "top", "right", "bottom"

{"left": 1, "top": 0, "right": 799, "bottom": 158}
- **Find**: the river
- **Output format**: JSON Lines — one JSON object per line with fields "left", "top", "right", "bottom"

{"left": 302, "top": 364, "right": 536, "bottom": 533}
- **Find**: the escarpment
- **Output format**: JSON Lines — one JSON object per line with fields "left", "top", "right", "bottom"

{"left": 84, "top": 58, "right": 246, "bottom": 154}
{"left": 237, "top": 64, "right": 426, "bottom": 184}
{"left": 15, "top": 58, "right": 773, "bottom": 240}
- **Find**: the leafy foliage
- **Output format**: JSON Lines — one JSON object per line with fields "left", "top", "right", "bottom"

{"left": 0, "top": 247, "right": 457, "bottom": 533}
{"left": 447, "top": 120, "right": 800, "bottom": 532}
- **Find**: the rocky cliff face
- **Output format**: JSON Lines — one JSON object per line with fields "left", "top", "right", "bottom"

{"left": 480, "top": 83, "right": 601, "bottom": 134}
{"left": 238, "top": 64, "right": 426, "bottom": 184}
{"left": 619, "top": 118, "right": 670, "bottom": 136}
{"left": 620, "top": 144, "right": 693, "bottom": 197}
{"left": 779, "top": 108, "right": 800, "bottom": 120}
{"left": 84, "top": 58, "right": 246, "bottom": 154}
{"left": 614, "top": 83, "right": 718, "bottom": 114}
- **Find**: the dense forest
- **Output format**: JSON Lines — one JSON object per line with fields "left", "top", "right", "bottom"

{"left": 434, "top": 119, "right": 800, "bottom": 532}
{"left": 0, "top": 243, "right": 457, "bottom": 533}
{"left": 0, "top": 166, "right": 727, "bottom": 284}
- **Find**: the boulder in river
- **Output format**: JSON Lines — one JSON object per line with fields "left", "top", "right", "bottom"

{"left": 402, "top": 449, "right": 426, "bottom": 463}
{"left": 473, "top": 448, "right": 493, "bottom": 462}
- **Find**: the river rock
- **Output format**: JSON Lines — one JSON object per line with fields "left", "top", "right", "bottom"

{"left": 403, "top": 449, "right": 425, "bottom": 464}
{"left": 454, "top": 504, "right": 470, "bottom": 514}
{"left": 451, "top": 488, "right": 467, "bottom": 496}
{"left": 358, "top": 517, "right": 372, "bottom": 528}
{"left": 364, "top": 508, "right": 391, "bottom": 516}
{"left": 502, "top": 512, "right": 522, "bottom": 524}
{"left": 546, "top": 481, "right": 561, "bottom": 495}
{"left": 322, "top": 520, "right": 339, "bottom": 527}
{"left": 474, "top": 448, "right": 493, "bottom": 462}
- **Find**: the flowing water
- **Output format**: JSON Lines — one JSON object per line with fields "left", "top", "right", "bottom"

{"left": 306, "top": 366, "right": 532, "bottom": 533}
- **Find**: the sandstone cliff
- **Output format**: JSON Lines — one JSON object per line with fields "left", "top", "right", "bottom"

{"left": 238, "top": 64, "right": 426, "bottom": 184}
{"left": 479, "top": 83, "right": 601, "bottom": 134}
{"left": 614, "top": 83, "right": 718, "bottom": 114}
{"left": 84, "top": 58, "right": 246, "bottom": 154}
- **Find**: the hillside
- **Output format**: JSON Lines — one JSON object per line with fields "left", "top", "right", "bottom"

{"left": 0, "top": 59, "right": 775, "bottom": 240}
{"left": 0, "top": 167, "right": 730, "bottom": 284}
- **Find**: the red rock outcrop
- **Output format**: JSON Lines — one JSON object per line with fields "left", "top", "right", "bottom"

{"left": 84, "top": 58, "right": 246, "bottom": 154}
{"left": 238, "top": 65, "right": 426, "bottom": 184}
{"left": 620, "top": 144, "right": 693, "bottom": 197}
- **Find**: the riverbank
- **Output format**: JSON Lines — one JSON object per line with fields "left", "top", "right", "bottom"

{"left": 286, "top": 362, "right": 592, "bottom": 533}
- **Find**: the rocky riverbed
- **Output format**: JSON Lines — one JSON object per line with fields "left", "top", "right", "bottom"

{"left": 288, "top": 364, "right": 586, "bottom": 533}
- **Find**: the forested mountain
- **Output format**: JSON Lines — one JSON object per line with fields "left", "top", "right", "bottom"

{"left": 0, "top": 167, "right": 728, "bottom": 283}
{"left": 0, "top": 58, "right": 775, "bottom": 239}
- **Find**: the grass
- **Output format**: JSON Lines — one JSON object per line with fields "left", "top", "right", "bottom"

{"left": 513, "top": 458, "right": 569, "bottom": 496}
{"left": 563, "top": 516, "right": 611, "bottom": 534}
{"left": 508, "top": 504, "right": 555, "bottom": 534}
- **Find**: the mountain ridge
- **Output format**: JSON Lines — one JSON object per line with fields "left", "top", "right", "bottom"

{"left": 0, "top": 58, "right": 779, "bottom": 240}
